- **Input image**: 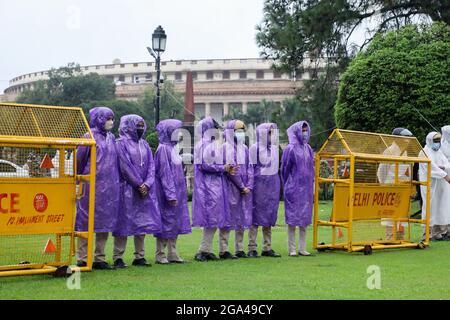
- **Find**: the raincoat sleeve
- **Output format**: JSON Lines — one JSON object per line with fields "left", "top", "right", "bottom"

{"left": 156, "top": 146, "right": 177, "bottom": 201}
{"left": 76, "top": 133, "right": 91, "bottom": 174}
{"left": 143, "top": 142, "right": 155, "bottom": 189}
{"left": 420, "top": 160, "right": 447, "bottom": 180}
{"left": 246, "top": 151, "right": 254, "bottom": 190}
{"left": 281, "top": 145, "right": 293, "bottom": 183}
{"left": 199, "top": 144, "right": 226, "bottom": 173}
{"left": 117, "top": 142, "right": 144, "bottom": 188}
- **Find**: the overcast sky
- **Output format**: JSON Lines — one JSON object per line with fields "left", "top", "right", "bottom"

{"left": 0, "top": 0, "right": 366, "bottom": 93}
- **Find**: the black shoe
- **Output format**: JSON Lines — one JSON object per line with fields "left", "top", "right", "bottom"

{"left": 247, "top": 250, "right": 259, "bottom": 258}
{"left": 261, "top": 249, "right": 281, "bottom": 258}
{"left": 219, "top": 251, "right": 238, "bottom": 260}
{"left": 194, "top": 252, "right": 207, "bottom": 262}
{"left": 76, "top": 261, "right": 87, "bottom": 267}
{"left": 113, "top": 258, "right": 128, "bottom": 269}
{"left": 92, "top": 261, "right": 113, "bottom": 270}
{"left": 132, "top": 258, "right": 151, "bottom": 267}
{"left": 235, "top": 251, "right": 248, "bottom": 258}
{"left": 205, "top": 252, "right": 219, "bottom": 261}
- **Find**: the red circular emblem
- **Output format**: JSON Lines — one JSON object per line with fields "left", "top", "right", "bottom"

{"left": 34, "top": 193, "right": 48, "bottom": 212}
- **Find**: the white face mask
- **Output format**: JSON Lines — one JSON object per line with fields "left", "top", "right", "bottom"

{"left": 235, "top": 131, "right": 246, "bottom": 143}
{"left": 104, "top": 119, "right": 114, "bottom": 131}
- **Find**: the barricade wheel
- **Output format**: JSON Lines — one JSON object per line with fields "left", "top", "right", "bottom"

{"left": 53, "top": 266, "right": 70, "bottom": 278}
{"left": 317, "top": 242, "right": 326, "bottom": 252}
{"left": 417, "top": 242, "right": 426, "bottom": 249}
{"left": 363, "top": 245, "right": 372, "bottom": 255}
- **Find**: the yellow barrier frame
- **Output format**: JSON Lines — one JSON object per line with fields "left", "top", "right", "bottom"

{"left": 313, "top": 129, "right": 431, "bottom": 254}
{"left": 0, "top": 103, "right": 96, "bottom": 276}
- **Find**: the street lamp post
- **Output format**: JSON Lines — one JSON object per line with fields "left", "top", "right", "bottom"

{"left": 147, "top": 25, "right": 167, "bottom": 127}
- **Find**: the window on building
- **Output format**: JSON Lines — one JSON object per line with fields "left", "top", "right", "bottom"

{"left": 176, "top": 61, "right": 182, "bottom": 65}
{"left": 133, "top": 63, "right": 139, "bottom": 67}
{"left": 191, "top": 60, "right": 197, "bottom": 65}
{"left": 147, "top": 62, "right": 152, "bottom": 67}
{"left": 175, "top": 72, "right": 182, "bottom": 81}
{"left": 206, "top": 71, "right": 214, "bottom": 80}
{"left": 256, "top": 70, "right": 264, "bottom": 79}
{"left": 161, "top": 62, "right": 167, "bottom": 66}
{"left": 222, "top": 71, "right": 230, "bottom": 79}
{"left": 273, "top": 70, "right": 282, "bottom": 79}
{"left": 96, "top": 66, "right": 100, "bottom": 70}
{"left": 207, "top": 60, "right": 213, "bottom": 64}
{"left": 192, "top": 72, "right": 198, "bottom": 80}
{"left": 118, "top": 75, "right": 125, "bottom": 82}
{"left": 145, "top": 74, "right": 152, "bottom": 82}
{"left": 105, "top": 65, "right": 115, "bottom": 69}
{"left": 120, "top": 64, "right": 125, "bottom": 68}
{"left": 239, "top": 70, "right": 247, "bottom": 79}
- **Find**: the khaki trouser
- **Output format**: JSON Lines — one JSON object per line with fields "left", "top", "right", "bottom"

{"left": 113, "top": 235, "right": 145, "bottom": 261}
{"left": 248, "top": 225, "right": 272, "bottom": 252}
{"left": 219, "top": 229, "right": 245, "bottom": 254}
{"left": 77, "top": 232, "right": 109, "bottom": 263}
{"left": 156, "top": 237, "right": 182, "bottom": 262}
{"left": 287, "top": 225, "right": 307, "bottom": 255}
{"left": 198, "top": 227, "right": 217, "bottom": 253}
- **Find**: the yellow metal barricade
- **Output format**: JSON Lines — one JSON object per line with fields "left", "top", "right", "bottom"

{"left": 313, "top": 129, "right": 431, "bottom": 254}
{"left": 0, "top": 103, "right": 96, "bottom": 276}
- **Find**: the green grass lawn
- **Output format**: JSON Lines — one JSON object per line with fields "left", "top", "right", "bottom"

{"left": 0, "top": 201, "right": 449, "bottom": 300}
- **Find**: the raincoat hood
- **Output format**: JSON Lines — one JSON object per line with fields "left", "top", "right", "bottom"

{"left": 156, "top": 119, "right": 182, "bottom": 145}
{"left": 287, "top": 121, "right": 310, "bottom": 145}
{"left": 119, "top": 114, "right": 147, "bottom": 141}
{"left": 196, "top": 117, "right": 217, "bottom": 142}
{"left": 425, "top": 131, "right": 440, "bottom": 149}
{"left": 256, "top": 123, "right": 277, "bottom": 149}
{"left": 89, "top": 107, "right": 115, "bottom": 132}
{"left": 224, "top": 120, "right": 237, "bottom": 142}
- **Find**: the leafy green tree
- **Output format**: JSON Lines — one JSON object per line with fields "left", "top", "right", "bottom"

{"left": 17, "top": 63, "right": 115, "bottom": 106}
{"left": 335, "top": 23, "right": 450, "bottom": 143}
{"left": 140, "top": 79, "right": 184, "bottom": 124}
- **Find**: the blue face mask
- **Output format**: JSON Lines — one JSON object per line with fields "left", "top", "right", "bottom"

{"left": 235, "top": 131, "right": 246, "bottom": 143}
{"left": 431, "top": 142, "right": 441, "bottom": 151}
{"left": 302, "top": 131, "right": 309, "bottom": 142}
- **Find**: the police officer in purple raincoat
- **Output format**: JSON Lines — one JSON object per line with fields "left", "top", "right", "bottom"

{"left": 192, "top": 117, "right": 237, "bottom": 262}
{"left": 248, "top": 123, "right": 281, "bottom": 258}
{"left": 220, "top": 119, "right": 254, "bottom": 259}
{"left": 76, "top": 107, "right": 120, "bottom": 270}
{"left": 281, "top": 121, "right": 315, "bottom": 257}
{"left": 154, "top": 119, "right": 191, "bottom": 264}
{"left": 112, "top": 114, "right": 161, "bottom": 268}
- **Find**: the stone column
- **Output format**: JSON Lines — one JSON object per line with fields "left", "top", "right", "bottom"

{"left": 205, "top": 102, "right": 211, "bottom": 117}
{"left": 223, "top": 102, "right": 229, "bottom": 116}
{"left": 242, "top": 102, "right": 248, "bottom": 114}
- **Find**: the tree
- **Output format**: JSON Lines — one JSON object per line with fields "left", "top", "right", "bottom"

{"left": 223, "top": 99, "right": 278, "bottom": 127}
{"left": 257, "top": 0, "right": 449, "bottom": 73}
{"left": 16, "top": 63, "right": 115, "bottom": 106}
{"left": 335, "top": 23, "right": 450, "bottom": 142}
{"left": 140, "top": 79, "right": 185, "bottom": 124}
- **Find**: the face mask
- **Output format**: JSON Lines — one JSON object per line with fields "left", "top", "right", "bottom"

{"left": 302, "top": 131, "right": 308, "bottom": 141}
{"left": 136, "top": 128, "right": 145, "bottom": 139}
{"left": 235, "top": 131, "right": 246, "bottom": 143}
{"left": 104, "top": 120, "right": 114, "bottom": 131}
{"left": 431, "top": 142, "right": 441, "bottom": 151}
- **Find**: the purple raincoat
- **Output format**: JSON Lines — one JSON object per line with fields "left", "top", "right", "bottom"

{"left": 76, "top": 107, "right": 120, "bottom": 232}
{"left": 154, "top": 119, "right": 191, "bottom": 239}
{"left": 222, "top": 120, "right": 253, "bottom": 230}
{"left": 192, "top": 117, "right": 230, "bottom": 228}
{"left": 113, "top": 115, "right": 161, "bottom": 237}
{"left": 281, "top": 121, "right": 314, "bottom": 227}
{"left": 249, "top": 123, "right": 280, "bottom": 227}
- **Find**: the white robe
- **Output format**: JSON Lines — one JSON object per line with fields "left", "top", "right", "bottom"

{"left": 419, "top": 132, "right": 450, "bottom": 226}
{"left": 377, "top": 143, "right": 411, "bottom": 227}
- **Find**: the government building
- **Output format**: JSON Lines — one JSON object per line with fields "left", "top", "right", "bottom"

{"left": 1, "top": 57, "right": 328, "bottom": 120}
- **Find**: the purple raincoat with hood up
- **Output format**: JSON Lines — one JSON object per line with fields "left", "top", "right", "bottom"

{"left": 192, "top": 117, "right": 230, "bottom": 228}
{"left": 76, "top": 107, "right": 120, "bottom": 232}
{"left": 154, "top": 119, "right": 191, "bottom": 238}
{"left": 249, "top": 123, "right": 280, "bottom": 227}
{"left": 281, "top": 121, "right": 314, "bottom": 227}
{"left": 113, "top": 114, "right": 161, "bottom": 237}
{"left": 222, "top": 120, "right": 253, "bottom": 230}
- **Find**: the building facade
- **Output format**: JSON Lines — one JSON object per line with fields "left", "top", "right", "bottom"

{"left": 2, "top": 57, "right": 328, "bottom": 119}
